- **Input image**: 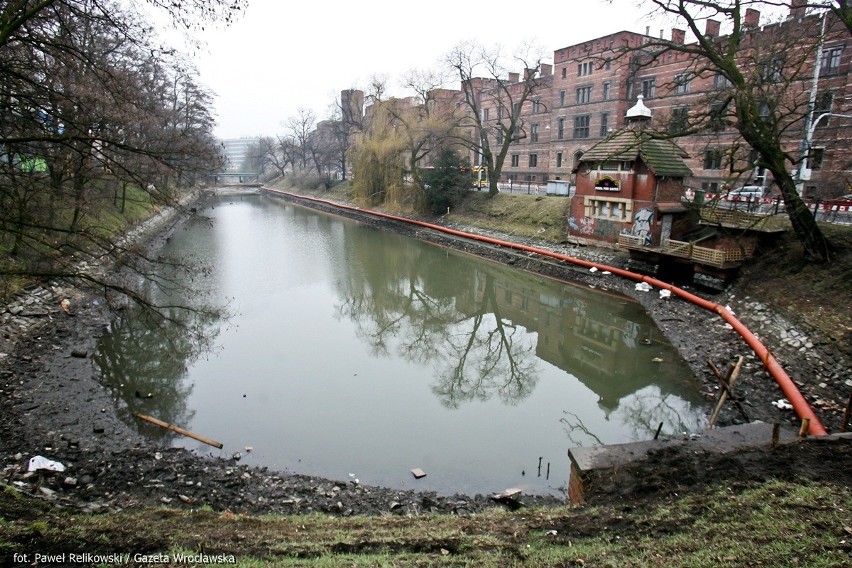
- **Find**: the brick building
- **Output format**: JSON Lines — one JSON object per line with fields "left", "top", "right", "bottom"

{"left": 467, "top": 5, "right": 850, "bottom": 200}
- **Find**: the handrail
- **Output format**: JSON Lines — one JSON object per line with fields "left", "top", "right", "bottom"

{"left": 262, "top": 187, "right": 828, "bottom": 436}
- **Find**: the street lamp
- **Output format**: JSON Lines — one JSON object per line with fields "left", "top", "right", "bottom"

{"left": 796, "top": 111, "right": 852, "bottom": 194}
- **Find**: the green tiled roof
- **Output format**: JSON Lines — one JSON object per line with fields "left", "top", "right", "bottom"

{"left": 576, "top": 129, "right": 693, "bottom": 178}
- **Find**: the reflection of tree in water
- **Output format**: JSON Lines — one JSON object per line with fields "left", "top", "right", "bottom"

{"left": 94, "top": 302, "right": 223, "bottom": 442}
{"left": 334, "top": 230, "right": 539, "bottom": 408}
{"left": 431, "top": 272, "right": 539, "bottom": 408}
{"left": 560, "top": 386, "right": 706, "bottom": 447}
{"left": 616, "top": 387, "right": 706, "bottom": 442}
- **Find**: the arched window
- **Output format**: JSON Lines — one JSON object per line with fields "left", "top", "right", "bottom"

{"left": 573, "top": 150, "right": 585, "bottom": 169}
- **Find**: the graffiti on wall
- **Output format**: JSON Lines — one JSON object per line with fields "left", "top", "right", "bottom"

{"left": 569, "top": 216, "right": 596, "bottom": 235}
{"left": 630, "top": 208, "right": 654, "bottom": 245}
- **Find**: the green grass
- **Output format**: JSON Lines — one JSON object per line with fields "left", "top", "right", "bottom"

{"left": 0, "top": 183, "right": 163, "bottom": 301}
{"left": 2, "top": 479, "right": 849, "bottom": 566}
{"left": 447, "top": 192, "right": 573, "bottom": 243}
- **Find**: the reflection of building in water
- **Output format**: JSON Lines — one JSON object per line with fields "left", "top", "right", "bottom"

{"left": 455, "top": 268, "right": 699, "bottom": 411}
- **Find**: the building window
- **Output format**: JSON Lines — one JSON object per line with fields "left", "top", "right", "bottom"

{"left": 513, "top": 101, "right": 522, "bottom": 116}
{"left": 807, "top": 148, "right": 824, "bottom": 170}
{"left": 674, "top": 73, "right": 691, "bottom": 94}
{"left": 531, "top": 123, "right": 539, "bottom": 143}
{"left": 573, "top": 114, "right": 590, "bottom": 139}
{"left": 578, "top": 61, "right": 593, "bottom": 76}
{"left": 557, "top": 117, "right": 565, "bottom": 140}
{"left": 584, "top": 196, "right": 633, "bottom": 222}
{"left": 714, "top": 73, "right": 731, "bottom": 89}
{"left": 602, "top": 81, "right": 610, "bottom": 101}
{"left": 496, "top": 128, "right": 503, "bottom": 145}
{"left": 820, "top": 47, "right": 842, "bottom": 75}
{"left": 559, "top": 90, "right": 566, "bottom": 107}
{"left": 814, "top": 91, "right": 833, "bottom": 117}
{"left": 704, "top": 148, "right": 723, "bottom": 170}
{"left": 670, "top": 106, "right": 689, "bottom": 134}
{"left": 556, "top": 152, "right": 563, "bottom": 168}
{"left": 709, "top": 101, "right": 727, "bottom": 132}
{"left": 599, "top": 112, "right": 609, "bottom": 137}
{"left": 573, "top": 150, "right": 585, "bottom": 169}
{"left": 481, "top": 108, "right": 489, "bottom": 122}
{"left": 561, "top": 67, "right": 567, "bottom": 79}
{"left": 760, "top": 58, "right": 784, "bottom": 82}
{"left": 511, "top": 154, "right": 519, "bottom": 167}
{"left": 576, "top": 86, "right": 592, "bottom": 104}
{"left": 701, "top": 182, "right": 720, "bottom": 193}
{"left": 529, "top": 153, "right": 538, "bottom": 168}
{"left": 605, "top": 58, "right": 611, "bottom": 71}
{"left": 641, "top": 77, "right": 656, "bottom": 99}
{"left": 532, "top": 99, "right": 542, "bottom": 114}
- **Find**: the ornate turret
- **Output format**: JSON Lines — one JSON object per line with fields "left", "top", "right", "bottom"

{"left": 625, "top": 95, "right": 652, "bottom": 127}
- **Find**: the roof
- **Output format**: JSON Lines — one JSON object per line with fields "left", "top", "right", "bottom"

{"left": 575, "top": 129, "right": 693, "bottom": 178}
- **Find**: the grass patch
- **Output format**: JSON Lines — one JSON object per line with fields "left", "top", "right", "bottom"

{"left": 1, "top": 479, "right": 848, "bottom": 566}
{"left": 0, "top": 183, "right": 160, "bottom": 302}
{"left": 447, "top": 192, "right": 572, "bottom": 243}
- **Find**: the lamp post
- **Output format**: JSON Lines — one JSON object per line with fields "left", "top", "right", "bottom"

{"left": 796, "top": 112, "right": 852, "bottom": 195}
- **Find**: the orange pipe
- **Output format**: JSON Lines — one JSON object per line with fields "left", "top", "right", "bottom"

{"left": 263, "top": 188, "right": 827, "bottom": 436}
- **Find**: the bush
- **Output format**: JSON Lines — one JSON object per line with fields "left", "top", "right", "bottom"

{"left": 422, "top": 148, "right": 472, "bottom": 215}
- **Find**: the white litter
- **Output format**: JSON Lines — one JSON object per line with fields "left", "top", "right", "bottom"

{"left": 589, "top": 266, "right": 598, "bottom": 273}
{"left": 659, "top": 289, "right": 672, "bottom": 299}
{"left": 27, "top": 456, "right": 65, "bottom": 473}
{"left": 601, "top": 270, "right": 611, "bottom": 275}
{"left": 772, "top": 399, "right": 793, "bottom": 411}
{"left": 635, "top": 282, "right": 652, "bottom": 292}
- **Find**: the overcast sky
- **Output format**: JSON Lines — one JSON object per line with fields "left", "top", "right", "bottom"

{"left": 184, "top": 0, "right": 665, "bottom": 139}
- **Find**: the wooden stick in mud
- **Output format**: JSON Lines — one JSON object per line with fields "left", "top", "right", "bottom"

{"left": 133, "top": 412, "right": 223, "bottom": 449}
{"left": 707, "top": 356, "right": 745, "bottom": 429}
{"left": 841, "top": 391, "right": 852, "bottom": 433}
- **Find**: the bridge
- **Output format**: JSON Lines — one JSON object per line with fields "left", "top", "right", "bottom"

{"left": 207, "top": 172, "right": 261, "bottom": 184}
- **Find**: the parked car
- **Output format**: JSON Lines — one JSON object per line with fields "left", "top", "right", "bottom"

{"left": 726, "top": 186, "right": 767, "bottom": 200}
{"left": 825, "top": 194, "right": 852, "bottom": 206}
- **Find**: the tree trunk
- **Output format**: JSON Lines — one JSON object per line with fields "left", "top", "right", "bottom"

{"left": 774, "top": 170, "right": 831, "bottom": 262}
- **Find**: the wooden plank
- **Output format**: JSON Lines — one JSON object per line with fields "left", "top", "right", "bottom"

{"left": 133, "top": 412, "right": 223, "bottom": 449}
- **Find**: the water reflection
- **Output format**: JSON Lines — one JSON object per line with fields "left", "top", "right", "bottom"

{"left": 94, "top": 306, "right": 221, "bottom": 442}
{"left": 93, "top": 196, "right": 707, "bottom": 495}
{"left": 334, "top": 219, "right": 702, "bottom": 433}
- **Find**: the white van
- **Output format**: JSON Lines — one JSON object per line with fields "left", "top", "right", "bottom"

{"left": 727, "top": 186, "right": 766, "bottom": 200}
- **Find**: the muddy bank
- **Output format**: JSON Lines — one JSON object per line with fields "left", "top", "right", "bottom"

{"left": 1, "top": 189, "right": 849, "bottom": 517}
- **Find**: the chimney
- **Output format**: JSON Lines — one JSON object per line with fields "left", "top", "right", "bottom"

{"left": 671, "top": 28, "right": 686, "bottom": 45}
{"left": 744, "top": 8, "right": 760, "bottom": 29}
{"left": 705, "top": 19, "right": 720, "bottom": 38}
{"left": 540, "top": 63, "right": 552, "bottom": 76}
{"left": 523, "top": 68, "right": 535, "bottom": 80}
{"left": 508, "top": 72, "right": 520, "bottom": 83}
{"left": 790, "top": 0, "right": 807, "bottom": 20}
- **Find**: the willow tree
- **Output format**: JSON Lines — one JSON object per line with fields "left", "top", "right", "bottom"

{"left": 350, "top": 101, "right": 407, "bottom": 207}
{"left": 629, "top": 0, "right": 835, "bottom": 262}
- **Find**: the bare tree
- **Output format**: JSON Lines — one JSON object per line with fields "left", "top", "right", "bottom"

{"left": 283, "top": 108, "right": 318, "bottom": 172}
{"left": 0, "top": 0, "right": 242, "bottom": 323}
{"left": 626, "top": 0, "right": 834, "bottom": 262}
{"left": 446, "top": 41, "right": 549, "bottom": 197}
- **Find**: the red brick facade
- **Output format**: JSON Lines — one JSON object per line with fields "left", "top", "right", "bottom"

{"left": 467, "top": 8, "right": 851, "bottom": 200}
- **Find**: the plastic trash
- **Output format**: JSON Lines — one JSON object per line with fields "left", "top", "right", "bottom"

{"left": 28, "top": 456, "right": 66, "bottom": 473}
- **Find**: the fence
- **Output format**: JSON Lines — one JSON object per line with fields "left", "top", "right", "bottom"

{"left": 619, "top": 234, "right": 755, "bottom": 268}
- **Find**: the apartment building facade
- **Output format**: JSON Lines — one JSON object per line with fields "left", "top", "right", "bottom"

{"left": 470, "top": 5, "right": 850, "bottom": 200}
